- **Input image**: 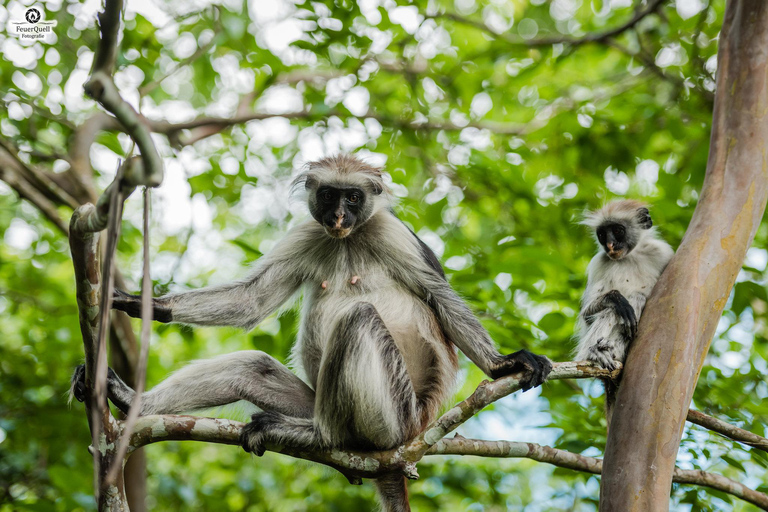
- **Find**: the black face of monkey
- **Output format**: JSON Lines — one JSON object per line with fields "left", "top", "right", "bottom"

{"left": 597, "top": 222, "right": 630, "bottom": 260}
{"left": 310, "top": 186, "right": 367, "bottom": 239}
{"left": 597, "top": 208, "right": 652, "bottom": 260}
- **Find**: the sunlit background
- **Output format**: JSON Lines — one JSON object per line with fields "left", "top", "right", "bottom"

{"left": 1, "top": 0, "right": 766, "bottom": 510}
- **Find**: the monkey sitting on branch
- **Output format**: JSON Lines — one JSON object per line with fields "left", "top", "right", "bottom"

{"left": 71, "top": 154, "right": 552, "bottom": 512}
{"left": 575, "top": 200, "right": 674, "bottom": 424}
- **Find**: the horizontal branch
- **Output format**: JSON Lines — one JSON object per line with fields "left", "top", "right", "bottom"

{"left": 117, "top": 360, "right": 768, "bottom": 509}
{"left": 402, "top": 361, "right": 621, "bottom": 460}
{"left": 150, "top": 109, "right": 528, "bottom": 140}
{"left": 427, "top": 437, "right": 768, "bottom": 510}
{"left": 128, "top": 362, "right": 620, "bottom": 480}
{"left": 687, "top": 409, "right": 768, "bottom": 453}
{"left": 429, "top": 0, "right": 664, "bottom": 48}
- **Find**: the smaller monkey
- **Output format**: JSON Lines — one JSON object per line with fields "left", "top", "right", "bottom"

{"left": 575, "top": 200, "right": 674, "bottom": 421}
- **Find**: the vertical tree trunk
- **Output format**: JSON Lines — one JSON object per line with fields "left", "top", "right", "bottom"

{"left": 600, "top": 2, "right": 768, "bottom": 510}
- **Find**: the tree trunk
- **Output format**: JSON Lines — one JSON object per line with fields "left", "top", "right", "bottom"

{"left": 600, "top": 1, "right": 768, "bottom": 510}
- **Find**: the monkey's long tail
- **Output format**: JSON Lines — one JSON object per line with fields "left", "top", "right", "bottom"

{"left": 375, "top": 473, "right": 410, "bottom": 512}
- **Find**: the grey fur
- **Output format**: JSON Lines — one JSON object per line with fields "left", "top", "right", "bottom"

{"left": 575, "top": 200, "right": 674, "bottom": 423}
{"left": 87, "top": 154, "right": 552, "bottom": 512}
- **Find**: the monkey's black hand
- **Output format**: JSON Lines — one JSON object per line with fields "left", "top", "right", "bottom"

{"left": 112, "top": 289, "right": 173, "bottom": 323}
{"left": 489, "top": 350, "right": 553, "bottom": 391}
{"left": 69, "top": 365, "right": 123, "bottom": 404}
{"left": 604, "top": 290, "right": 637, "bottom": 340}
{"left": 71, "top": 364, "right": 87, "bottom": 402}
{"left": 240, "top": 411, "right": 283, "bottom": 457}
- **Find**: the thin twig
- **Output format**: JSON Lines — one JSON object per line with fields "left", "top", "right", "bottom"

{"left": 105, "top": 188, "right": 153, "bottom": 485}
{"left": 90, "top": 162, "right": 126, "bottom": 499}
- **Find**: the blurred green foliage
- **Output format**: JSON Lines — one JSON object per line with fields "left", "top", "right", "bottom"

{"left": 0, "top": 0, "right": 766, "bottom": 510}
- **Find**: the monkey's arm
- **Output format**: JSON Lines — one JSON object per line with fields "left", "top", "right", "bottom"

{"left": 582, "top": 290, "right": 637, "bottom": 339}
{"left": 414, "top": 271, "right": 551, "bottom": 389}
{"left": 112, "top": 224, "right": 311, "bottom": 330}
{"left": 113, "top": 259, "right": 303, "bottom": 329}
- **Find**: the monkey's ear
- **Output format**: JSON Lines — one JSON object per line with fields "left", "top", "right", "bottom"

{"left": 637, "top": 207, "right": 652, "bottom": 229}
{"left": 371, "top": 182, "right": 383, "bottom": 195}
{"left": 304, "top": 175, "right": 318, "bottom": 190}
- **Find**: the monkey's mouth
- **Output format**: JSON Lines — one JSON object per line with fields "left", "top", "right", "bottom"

{"left": 324, "top": 226, "right": 352, "bottom": 239}
{"left": 607, "top": 249, "right": 625, "bottom": 260}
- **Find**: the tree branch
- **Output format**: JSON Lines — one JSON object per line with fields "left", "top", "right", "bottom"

{"left": 91, "top": 0, "right": 123, "bottom": 76}
{"left": 429, "top": 0, "right": 665, "bottom": 48}
{"left": 687, "top": 409, "right": 768, "bottom": 453}
{"left": 427, "top": 437, "right": 768, "bottom": 510}
{"left": 402, "top": 361, "right": 621, "bottom": 460}
{"left": 0, "top": 165, "right": 69, "bottom": 235}
{"left": 84, "top": 73, "right": 163, "bottom": 187}
{"left": 122, "top": 411, "right": 768, "bottom": 510}
{"left": 0, "top": 137, "right": 80, "bottom": 209}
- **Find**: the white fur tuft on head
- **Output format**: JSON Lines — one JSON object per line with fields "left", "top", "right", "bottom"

{"left": 580, "top": 199, "right": 650, "bottom": 229}
{"left": 291, "top": 154, "right": 389, "bottom": 197}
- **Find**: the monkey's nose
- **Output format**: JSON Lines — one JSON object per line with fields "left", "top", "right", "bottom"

{"left": 607, "top": 242, "right": 614, "bottom": 251}
{"left": 334, "top": 213, "right": 345, "bottom": 228}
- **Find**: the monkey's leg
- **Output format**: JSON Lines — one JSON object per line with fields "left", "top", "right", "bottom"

{"left": 240, "top": 302, "right": 417, "bottom": 511}
{"left": 71, "top": 351, "right": 315, "bottom": 418}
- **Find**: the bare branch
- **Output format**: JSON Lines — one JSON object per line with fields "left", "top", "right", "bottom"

{"left": 403, "top": 361, "right": 621, "bottom": 460}
{"left": 91, "top": 0, "right": 123, "bottom": 76}
{"left": 687, "top": 409, "right": 768, "bottom": 453}
{"left": 0, "top": 165, "right": 69, "bottom": 235}
{"left": 123, "top": 412, "right": 768, "bottom": 510}
{"left": 427, "top": 437, "right": 768, "bottom": 510}
{"left": 69, "top": 158, "right": 141, "bottom": 234}
{"left": 429, "top": 0, "right": 665, "bottom": 47}
{"left": 0, "top": 137, "right": 80, "bottom": 209}
{"left": 84, "top": 72, "right": 163, "bottom": 187}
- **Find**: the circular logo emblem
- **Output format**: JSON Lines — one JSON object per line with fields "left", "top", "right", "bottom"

{"left": 25, "top": 8, "right": 41, "bottom": 24}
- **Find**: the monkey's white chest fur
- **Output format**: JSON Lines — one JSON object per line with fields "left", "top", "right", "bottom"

{"left": 575, "top": 238, "right": 674, "bottom": 362}
{"left": 294, "top": 266, "right": 453, "bottom": 397}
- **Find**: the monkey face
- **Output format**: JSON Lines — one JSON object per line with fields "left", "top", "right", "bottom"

{"left": 597, "top": 222, "right": 632, "bottom": 260}
{"left": 310, "top": 186, "right": 367, "bottom": 239}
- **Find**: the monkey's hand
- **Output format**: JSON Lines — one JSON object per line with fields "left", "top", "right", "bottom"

{"left": 69, "top": 364, "right": 123, "bottom": 403}
{"left": 489, "top": 350, "right": 553, "bottom": 391}
{"left": 112, "top": 289, "right": 173, "bottom": 323}
{"left": 604, "top": 290, "right": 637, "bottom": 340}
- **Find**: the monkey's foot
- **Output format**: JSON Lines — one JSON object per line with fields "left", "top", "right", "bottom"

{"left": 489, "top": 350, "right": 553, "bottom": 390}
{"left": 586, "top": 341, "right": 620, "bottom": 371}
{"left": 240, "top": 411, "right": 284, "bottom": 457}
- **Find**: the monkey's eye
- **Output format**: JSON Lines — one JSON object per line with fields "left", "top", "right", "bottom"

{"left": 321, "top": 191, "right": 334, "bottom": 202}
{"left": 613, "top": 226, "right": 625, "bottom": 237}
{"left": 348, "top": 193, "right": 360, "bottom": 204}
{"left": 597, "top": 232, "right": 606, "bottom": 243}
